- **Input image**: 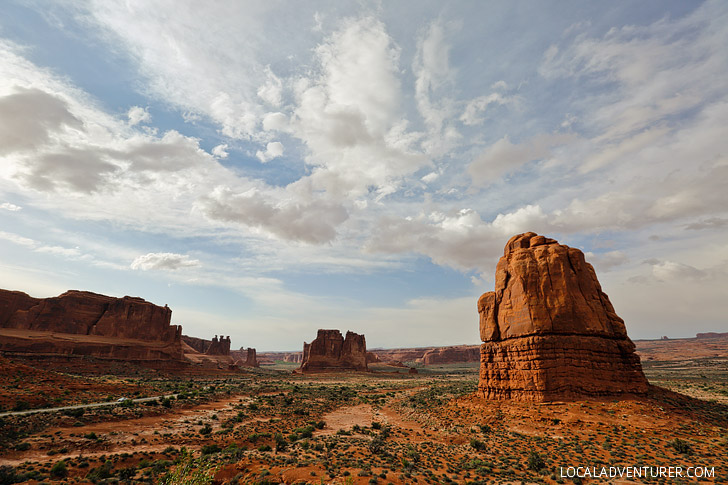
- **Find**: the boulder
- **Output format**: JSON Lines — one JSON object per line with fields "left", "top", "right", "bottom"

{"left": 299, "top": 329, "right": 368, "bottom": 372}
{"left": 477, "top": 233, "right": 649, "bottom": 401}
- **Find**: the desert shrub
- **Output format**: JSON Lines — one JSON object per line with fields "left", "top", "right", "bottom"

{"left": 50, "top": 460, "right": 69, "bottom": 478}
{"left": 274, "top": 433, "right": 287, "bottom": 452}
{"left": 470, "top": 438, "right": 486, "bottom": 451}
{"left": 315, "top": 420, "right": 326, "bottom": 429}
{"left": 11, "top": 401, "right": 30, "bottom": 412}
{"left": 86, "top": 460, "right": 114, "bottom": 482}
{"left": 201, "top": 444, "right": 221, "bottom": 455}
{"left": 63, "top": 408, "right": 85, "bottom": 418}
{"left": 257, "top": 445, "right": 272, "bottom": 452}
{"left": 199, "top": 424, "right": 212, "bottom": 435}
{"left": 369, "top": 436, "right": 385, "bottom": 454}
{"left": 84, "top": 432, "right": 98, "bottom": 440}
{"left": 14, "top": 442, "right": 30, "bottom": 451}
{"left": 671, "top": 438, "right": 693, "bottom": 455}
{"left": 527, "top": 451, "right": 546, "bottom": 471}
{"left": 371, "top": 421, "right": 381, "bottom": 430}
{"left": 479, "top": 424, "right": 491, "bottom": 434}
{"left": 159, "top": 450, "right": 216, "bottom": 485}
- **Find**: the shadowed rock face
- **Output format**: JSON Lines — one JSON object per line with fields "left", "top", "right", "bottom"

{"left": 421, "top": 346, "right": 480, "bottom": 365}
{"left": 300, "top": 329, "right": 368, "bottom": 372}
{"left": 478, "top": 233, "right": 649, "bottom": 401}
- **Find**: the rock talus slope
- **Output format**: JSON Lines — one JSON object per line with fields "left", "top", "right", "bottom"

{"left": 478, "top": 233, "right": 649, "bottom": 401}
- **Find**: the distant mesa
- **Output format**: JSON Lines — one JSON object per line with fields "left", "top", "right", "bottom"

{"left": 0, "top": 289, "right": 184, "bottom": 364}
{"left": 299, "top": 329, "right": 368, "bottom": 372}
{"left": 421, "top": 345, "right": 479, "bottom": 365}
{"left": 477, "top": 232, "right": 649, "bottom": 401}
{"left": 0, "top": 288, "right": 256, "bottom": 372}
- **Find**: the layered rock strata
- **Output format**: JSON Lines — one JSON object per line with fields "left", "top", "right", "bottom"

{"left": 300, "top": 329, "right": 368, "bottom": 372}
{"left": 0, "top": 289, "right": 183, "bottom": 362}
{"left": 477, "top": 233, "right": 649, "bottom": 401}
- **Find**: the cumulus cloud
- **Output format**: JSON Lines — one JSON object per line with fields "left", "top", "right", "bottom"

{"left": 0, "top": 86, "right": 82, "bottom": 155}
{"left": 131, "top": 252, "right": 200, "bottom": 271}
{"left": 211, "top": 143, "right": 229, "bottom": 159}
{"left": 0, "top": 202, "right": 21, "bottom": 211}
{"left": 255, "top": 141, "right": 283, "bottom": 163}
{"left": 286, "top": 16, "right": 428, "bottom": 199}
{"left": 366, "top": 205, "right": 549, "bottom": 271}
{"left": 198, "top": 186, "right": 349, "bottom": 244}
{"left": 127, "top": 105, "right": 151, "bottom": 126}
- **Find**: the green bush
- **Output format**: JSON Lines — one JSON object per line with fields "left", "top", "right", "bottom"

{"left": 470, "top": 438, "right": 486, "bottom": 451}
{"left": 50, "top": 460, "right": 68, "bottom": 478}
{"left": 201, "top": 444, "right": 221, "bottom": 455}
{"left": 671, "top": 438, "right": 692, "bottom": 455}
{"left": 527, "top": 451, "right": 546, "bottom": 471}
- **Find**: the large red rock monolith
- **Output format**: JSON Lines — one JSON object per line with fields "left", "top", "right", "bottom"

{"left": 478, "top": 232, "right": 649, "bottom": 401}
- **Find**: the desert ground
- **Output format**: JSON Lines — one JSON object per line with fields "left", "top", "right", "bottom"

{"left": 1, "top": 341, "right": 727, "bottom": 485}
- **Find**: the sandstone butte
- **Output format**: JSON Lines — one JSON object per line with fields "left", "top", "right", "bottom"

{"left": 0, "top": 289, "right": 184, "bottom": 362}
{"left": 299, "top": 329, "right": 368, "bottom": 372}
{"left": 477, "top": 232, "right": 649, "bottom": 401}
{"left": 230, "top": 347, "right": 260, "bottom": 367}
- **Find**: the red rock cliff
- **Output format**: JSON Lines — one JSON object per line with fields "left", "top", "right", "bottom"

{"left": 0, "top": 289, "right": 183, "bottom": 361}
{"left": 300, "top": 329, "right": 368, "bottom": 372}
{"left": 477, "top": 233, "right": 649, "bottom": 401}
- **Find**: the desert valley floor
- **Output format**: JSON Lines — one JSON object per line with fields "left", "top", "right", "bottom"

{"left": 1, "top": 335, "right": 727, "bottom": 485}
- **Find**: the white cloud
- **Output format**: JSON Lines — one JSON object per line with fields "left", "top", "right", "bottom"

{"left": 584, "top": 250, "right": 628, "bottom": 272}
{"left": 198, "top": 186, "right": 348, "bottom": 244}
{"left": 131, "top": 252, "right": 200, "bottom": 271}
{"left": 460, "top": 93, "right": 518, "bottom": 126}
{"left": 413, "top": 19, "right": 460, "bottom": 156}
{"left": 468, "top": 133, "right": 574, "bottom": 185}
{"left": 211, "top": 143, "right": 229, "bottom": 159}
{"left": 257, "top": 66, "right": 283, "bottom": 106}
{"left": 0, "top": 202, "right": 21, "bottom": 211}
{"left": 255, "top": 141, "right": 283, "bottom": 163}
{"left": 127, "top": 105, "right": 151, "bottom": 126}
{"left": 420, "top": 171, "right": 439, "bottom": 183}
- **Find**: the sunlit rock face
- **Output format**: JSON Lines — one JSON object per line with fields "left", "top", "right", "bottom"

{"left": 0, "top": 289, "right": 184, "bottom": 362}
{"left": 300, "top": 329, "right": 368, "bottom": 372}
{"left": 478, "top": 233, "right": 649, "bottom": 401}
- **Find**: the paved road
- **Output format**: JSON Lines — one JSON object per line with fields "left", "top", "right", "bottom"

{"left": 0, "top": 394, "right": 178, "bottom": 418}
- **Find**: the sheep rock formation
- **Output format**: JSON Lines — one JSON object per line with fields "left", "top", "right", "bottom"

{"left": 477, "top": 233, "right": 649, "bottom": 401}
{"left": 299, "top": 329, "right": 368, "bottom": 372}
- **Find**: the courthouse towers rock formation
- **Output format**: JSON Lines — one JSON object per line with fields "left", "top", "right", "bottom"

{"left": 300, "top": 329, "right": 368, "bottom": 372}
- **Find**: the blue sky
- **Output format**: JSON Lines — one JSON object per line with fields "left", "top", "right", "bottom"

{"left": 1, "top": 1, "right": 727, "bottom": 350}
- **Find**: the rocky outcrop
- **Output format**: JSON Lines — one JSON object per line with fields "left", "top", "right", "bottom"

{"left": 421, "top": 345, "right": 480, "bottom": 365}
{"left": 299, "top": 329, "right": 368, "bottom": 372}
{"left": 205, "top": 335, "right": 230, "bottom": 355}
{"left": 182, "top": 335, "right": 210, "bottom": 353}
{"left": 477, "top": 233, "right": 649, "bottom": 401}
{"left": 0, "top": 289, "right": 183, "bottom": 362}
{"left": 231, "top": 347, "right": 259, "bottom": 367}
{"left": 1, "top": 290, "right": 179, "bottom": 342}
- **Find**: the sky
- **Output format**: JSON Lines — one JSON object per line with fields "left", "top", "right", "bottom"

{"left": 1, "top": 1, "right": 727, "bottom": 351}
